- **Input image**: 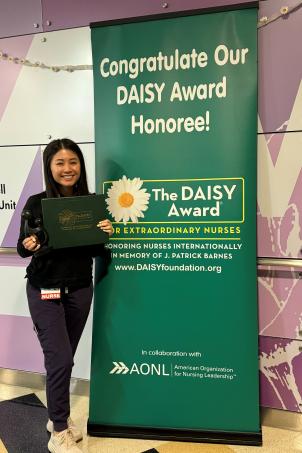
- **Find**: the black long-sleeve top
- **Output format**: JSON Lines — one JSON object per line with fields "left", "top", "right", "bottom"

{"left": 17, "top": 191, "right": 110, "bottom": 289}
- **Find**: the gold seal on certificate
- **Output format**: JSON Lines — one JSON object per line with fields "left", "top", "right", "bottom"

{"left": 42, "top": 194, "right": 108, "bottom": 249}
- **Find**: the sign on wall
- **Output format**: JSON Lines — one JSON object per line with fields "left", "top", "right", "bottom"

{"left": 89, "top": 6, "right": 261, "bottom": 445}
{"left": 0, "top": 145, "right": 95, "bottom": 248}
{"left": 0, "top": 147, "right": 43, "bottom": 247}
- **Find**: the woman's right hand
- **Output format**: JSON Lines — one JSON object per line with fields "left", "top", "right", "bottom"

{"left": 22, "top": 235, "right": 41, "bottom": 252}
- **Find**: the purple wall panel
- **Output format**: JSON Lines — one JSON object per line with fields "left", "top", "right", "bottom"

{"left": 258, "top": 268, "right": 302, "bottom": 340}
{"left": 257, "top": 132, "right": 302, "bottom": 259}
{"left": 260, "top": 336, "right": 302, "bottom": 412}
{"left": 0, "top": 0, "right": 42, "bottom": 38}
{"left": 258, "top": 0, "right": 302, "bottom": 133}
{"left": 0, "top": 35, "right": 33, "bottom": 121}
{"left": 0, "top": 314, "right": 44, "bottom": 373}
{"left": 258, "top": 136, "right": 302, "bottom": 342}
{"left": 0, "top": 255, "right": 30, "bottom": 267}
{"left": 41, "top": 0, "right": 254, "bottom": 31}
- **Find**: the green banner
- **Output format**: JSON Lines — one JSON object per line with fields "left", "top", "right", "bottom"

{"left": 89, "top": 7, "right": 261, "bottom": 445}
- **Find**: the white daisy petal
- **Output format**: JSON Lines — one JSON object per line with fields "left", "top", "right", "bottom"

{"left": 106, "top": 176, "right": 150, "bottom": 224}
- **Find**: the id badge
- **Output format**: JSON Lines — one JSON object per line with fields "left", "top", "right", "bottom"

{"left": 41, "top": 288, "right": 61, "bottom": 300}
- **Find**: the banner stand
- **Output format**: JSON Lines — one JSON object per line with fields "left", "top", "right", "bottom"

{"left": 87, "top": 423, "right": 262, "bottom": 446}
{"left": 88, "top": 3, "right": 262, "bottom": 447}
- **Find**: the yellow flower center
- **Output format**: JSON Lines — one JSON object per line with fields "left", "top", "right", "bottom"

{"left": 118, "top": 192, "right": 134, "bottom": 208}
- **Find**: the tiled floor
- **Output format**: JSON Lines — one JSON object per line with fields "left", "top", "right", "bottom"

{"left": 1, "top": 382, "right": 302, "bottom": 452}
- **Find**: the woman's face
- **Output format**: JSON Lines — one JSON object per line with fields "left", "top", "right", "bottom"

{"left": 50, "top": 148, "right": 81, "bottom": 193}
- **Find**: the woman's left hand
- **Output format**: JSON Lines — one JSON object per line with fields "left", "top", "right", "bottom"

{"left": 97, "top": 219, "right": 114, "bottom": 236}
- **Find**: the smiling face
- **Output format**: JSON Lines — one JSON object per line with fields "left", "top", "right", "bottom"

{"left": 50, "top": 149, "right": 81, "bottom": 196}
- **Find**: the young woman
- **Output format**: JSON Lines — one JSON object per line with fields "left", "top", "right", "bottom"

{"left": 17, "top": 139, "right": 113, "bottom": 453}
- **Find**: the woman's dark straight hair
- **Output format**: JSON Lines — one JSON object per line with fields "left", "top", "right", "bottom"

{"left": 43, "top": 138, "right": 89, "bottom": 198}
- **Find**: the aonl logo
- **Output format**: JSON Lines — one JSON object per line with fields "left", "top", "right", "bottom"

{"left": 110, "top": 361, "right": 170, "bottom": 376}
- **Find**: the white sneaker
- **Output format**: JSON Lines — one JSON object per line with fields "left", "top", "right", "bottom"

{"left": 48, "top": 428, "right": 82, "bottom": 453}
{"left": 47, "top": 417, "right": 83, "bottom": 442}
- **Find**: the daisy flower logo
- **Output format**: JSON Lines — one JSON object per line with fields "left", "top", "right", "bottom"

{"left": 106, "top": 175, "right": 150, "bottom": 224}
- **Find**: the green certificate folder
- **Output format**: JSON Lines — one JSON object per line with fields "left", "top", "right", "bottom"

{"left": 41, "top": 194, "right": 108, "bottom": 249}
